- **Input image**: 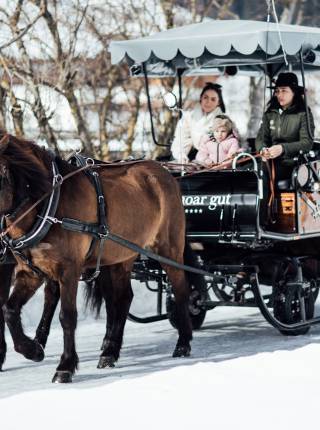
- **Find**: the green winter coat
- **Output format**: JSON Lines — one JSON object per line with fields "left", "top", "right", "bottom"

{"left": 255, "top": 105, "right": 314, "bottom": 167}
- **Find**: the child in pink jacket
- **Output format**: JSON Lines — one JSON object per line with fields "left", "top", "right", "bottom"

{"left": 196, "top": 115, "right": 240, "bottom": 167}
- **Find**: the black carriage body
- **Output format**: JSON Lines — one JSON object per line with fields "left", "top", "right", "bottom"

{"left": 111, "top": 20, "right": 320, "bottom": 334}
{"left": 178, "top": 170, "right": 259, "bottom": 243}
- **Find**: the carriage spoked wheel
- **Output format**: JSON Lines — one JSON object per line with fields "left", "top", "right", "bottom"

{"left": 166, "top": 285, "right": 207, "bottom": 330}
{"left": 272, "top": 263, "right": 316, "bottom": 336}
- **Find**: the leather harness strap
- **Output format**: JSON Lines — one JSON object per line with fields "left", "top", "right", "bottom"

{"left": 266, "top": 159, "right": 276, "bottom": 223}
{"left": 62, "top": 154, "right": 109, "bottom": 281}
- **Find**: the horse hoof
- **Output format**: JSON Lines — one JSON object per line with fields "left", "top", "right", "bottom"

{"left": 16, "top": 340, "right": 44, "bottom": 362}
{"left": 97, "top": 355, "right": 116, "bottom": 369}
{"left": 172, "top": 345, "right": 191, "bottom": 358}
{"left": 25, "top": 341, "right": 44, "bottom": 362}
{"left": 32, "top": 341, "right": 45, "bottom": 362}
{"left": 52, "top": 371, "right": 73, "bottom": 383}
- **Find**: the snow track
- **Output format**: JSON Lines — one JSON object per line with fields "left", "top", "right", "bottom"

{"left": 1, "top": 282, "right": 320, "bottom": 429}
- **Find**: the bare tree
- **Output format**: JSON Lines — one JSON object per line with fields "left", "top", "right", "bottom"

{"left": 1, "top": 0, "right": 313, "bottom": 160}
{"left": 8, "top": 0, "right": 59, "bottom": 151}
{"left": 0, "top": 58, "right": 24, "bottom": 136}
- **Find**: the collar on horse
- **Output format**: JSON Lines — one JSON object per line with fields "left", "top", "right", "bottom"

{"left": 0, "top": 161, "right": 61, "bottom": 250}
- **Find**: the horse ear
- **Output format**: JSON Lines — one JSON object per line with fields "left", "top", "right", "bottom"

{"left": 0, "top": 134, "right": 9, "bottom": 154}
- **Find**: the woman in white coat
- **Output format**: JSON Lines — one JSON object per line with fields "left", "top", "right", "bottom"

{"left": 171, "top": 82, "right": 226, "bottom": 163}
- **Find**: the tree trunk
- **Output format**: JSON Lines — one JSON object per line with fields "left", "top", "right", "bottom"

{"left": 123, "top": 89, "right": 142, "bottom": 159}
{"left": 246, "top": 77, "right": 264, "bottom": 142}
{"left": 0, "top": 87, "right": 7, "bottom": 132}
{"left": 64, "top": 87, "right": 95, "bottom": 156}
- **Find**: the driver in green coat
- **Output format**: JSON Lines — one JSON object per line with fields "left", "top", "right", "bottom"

{"left": 255, "top": 72, "right": 314, "bottom": 181}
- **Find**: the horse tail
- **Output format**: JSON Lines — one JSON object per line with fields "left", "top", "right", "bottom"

{"left": 83, "top": 270, "right": 104, "bottom": 317}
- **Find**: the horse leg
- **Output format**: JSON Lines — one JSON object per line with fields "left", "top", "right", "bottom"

{"left": 52, "top": 270, "right": 80, "bottom": 384}
{"left": 34, "top": 279, "right": 60, "bottom": 348}
{"left": 83, "top": 267, "right": 112, "bottom": 350}
{"left": 3, "top": 270, "right": 44, "bottom": 362}
{"left": 0, "top": 263, "right": 15, "bottom": 371}
{"left": 97, "top": 262, "right": 134, "bottom": 369}
{"left": 97, "top": 266, "right": 112, "bottom": 351}
{"left": 160, "top": 260, "right": 192, "bottom": 358}
{"left": 100, "top": 298, "right": 109, "bottom": 351}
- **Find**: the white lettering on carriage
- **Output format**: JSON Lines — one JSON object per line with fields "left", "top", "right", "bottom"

{"left": 182, "top": 194, "right": 232, "bottom": 211}
{"left": 208, "top": 194, "right": 231, "bottom": 210}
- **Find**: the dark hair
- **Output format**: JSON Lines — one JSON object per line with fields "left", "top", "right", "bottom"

{"left": 200, "top": 82, "right": 226, "bottom": 113}
{"left": 267, "top": 87, "right": 305, "bottom": 112}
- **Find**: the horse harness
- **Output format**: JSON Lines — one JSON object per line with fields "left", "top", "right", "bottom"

{"left": 0, "top": 154, "right": 110, "bottom": 281}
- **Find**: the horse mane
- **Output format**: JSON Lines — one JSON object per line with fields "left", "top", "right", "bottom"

{"left": 1, "top": 134, "right": 54, "bottom": 201}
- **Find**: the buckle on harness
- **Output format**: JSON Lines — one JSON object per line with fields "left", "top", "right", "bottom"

{"left": 98, "top": 225, "right": 109, "bottom": 239}
{"left": 86, "top": 158, "right": 95, "bottom": 166}
{"left": 54, "top": 173, "right": 63, "bottom": 185}
{"left": 41, "top": 215, "right": 62, "bottom": 224}
{"left": 14, "top": 240, "right": 24, "bottom": 249}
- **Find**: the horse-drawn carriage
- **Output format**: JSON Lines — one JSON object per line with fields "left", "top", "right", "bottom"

{"left": 2, "top": 19, "right": 320, "bottom": 384}
{"left": 110, "top": 19, "right": 320, "bottom": 336}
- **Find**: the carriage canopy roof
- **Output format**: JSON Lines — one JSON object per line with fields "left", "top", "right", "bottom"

{"left": 110, "top": 20, "right": 320, "bottom": 77}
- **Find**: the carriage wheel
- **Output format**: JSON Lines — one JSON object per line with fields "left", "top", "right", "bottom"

{"left": 166, "top": 269, "right": 208, "bottom": 331}
{"left": 273, "top": 263, "right": 315, "bottom": 336}
{"left": 166, "top": 245, "right": 208, "bottom": 330}
{"left": 166, "top": 286, "right": 207, "bottom": 330}
{"left": 301, "top": 265, "right": 320, "bottom": 302}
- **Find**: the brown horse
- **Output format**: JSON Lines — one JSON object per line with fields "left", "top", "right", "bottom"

{"left": 0, "top": 134, "right": 192, "bottom": 383}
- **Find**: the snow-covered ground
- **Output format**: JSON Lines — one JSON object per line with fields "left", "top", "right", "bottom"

{"left": 1, "top": 281, "right": 320, "bottom": 429}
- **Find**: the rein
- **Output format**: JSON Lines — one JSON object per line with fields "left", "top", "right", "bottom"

{"left": 1, "top": 152, "right": 277, "bottom": 239}
{"left": 0, "top": 151, "right": 277, "bottom": 281}
{"left": 163, "top": 152, "right": 265, "bottom": 180}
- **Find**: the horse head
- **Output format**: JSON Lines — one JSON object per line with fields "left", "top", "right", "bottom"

{"left": 0, "top": 134, "right": 52, "bottom": 215}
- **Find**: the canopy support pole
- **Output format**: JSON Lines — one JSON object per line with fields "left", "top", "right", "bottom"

{"left": 177, "top": 68, "right": 184, "bottom": 118}
{"left": 299, "top": 50, "right": 314, "bottom": 142}
{"left": 142, "top": 62, "right": 169, "bottom": 147}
